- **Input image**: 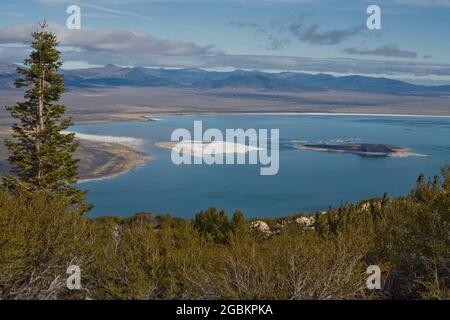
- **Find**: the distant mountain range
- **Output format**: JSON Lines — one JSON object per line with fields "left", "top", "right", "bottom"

{"left": 1, "top": 62, "right": 450, "bottom": 96}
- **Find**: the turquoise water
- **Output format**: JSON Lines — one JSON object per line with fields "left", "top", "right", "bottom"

{"left": 74, "top": 114, "right": 450, "bottom": 218}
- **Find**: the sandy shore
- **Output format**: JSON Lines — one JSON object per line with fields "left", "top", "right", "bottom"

{"left": 69, "top": 132, "right": 150, "bottom": 182}
{"left": 0, "top": 132, "right": 151, "bottom": 182}
{"left": 76, "top": 139, "right": 150, "bottom": 183}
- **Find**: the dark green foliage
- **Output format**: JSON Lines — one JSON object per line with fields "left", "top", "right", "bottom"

{"left": 0, "top": 167, "right": 448, "bottom": 299}
{"left": 194, "top": 208, "right": 247, "bottom": 244}
{"left": 0, "top": 190, "right": 94, "bottom": 299}
{"left": 372, "top": 165, "right": 450, "bottom": 299}
{"left": 3, "top": 22, "right": 88, "bottom": 211}
{"left": 231, "top": 210, "right": 246, "bottom": 232}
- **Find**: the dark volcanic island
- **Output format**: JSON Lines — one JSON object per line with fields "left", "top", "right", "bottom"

{"left": 298, "top": 143, "right": 420, "bottom": 157}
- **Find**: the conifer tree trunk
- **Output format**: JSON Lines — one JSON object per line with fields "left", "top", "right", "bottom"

{"left": 36, "top": 56, "right": 45, "bottom": 188}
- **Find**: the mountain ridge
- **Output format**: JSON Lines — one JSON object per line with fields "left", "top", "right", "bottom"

{"left": 1, "top": 62, "right": 450, "bottom": 96}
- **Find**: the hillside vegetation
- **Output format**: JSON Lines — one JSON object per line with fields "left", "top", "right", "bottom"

{"left": 0, "top": 166, "right": 448, "bottom": 300}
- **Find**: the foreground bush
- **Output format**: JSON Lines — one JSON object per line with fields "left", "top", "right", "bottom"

{"left": 0, "top": 190, "right": 93, "bottom": 299}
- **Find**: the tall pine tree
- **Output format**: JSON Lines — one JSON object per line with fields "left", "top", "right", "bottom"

{"left": 4, "top": 21, "right": 89, "bottom": 212}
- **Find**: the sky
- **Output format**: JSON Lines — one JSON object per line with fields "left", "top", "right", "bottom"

{"left": 0, "top": 0, "right": 450, "bottom": 84}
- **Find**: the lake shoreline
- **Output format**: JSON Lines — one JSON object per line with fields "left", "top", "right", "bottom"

{"left": 72, "top": 111, "right": 450, "bottom": 126}
{"left": 76, "top": 140, "right": 151, "bottom": 183}
{"left": 72, "top": 134, "right": 150, "bottom": 183}
{"left": 0, "top": 130, "right": 151, "bottom": 184}
{"left": 1, "top": 111, "right": 450, "bottom": 132}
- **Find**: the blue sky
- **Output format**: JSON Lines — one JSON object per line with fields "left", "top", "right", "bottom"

{"left": 1, "top": 0, "right": 450, "bottom": 84}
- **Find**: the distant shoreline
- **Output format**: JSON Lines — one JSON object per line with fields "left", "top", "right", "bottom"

{"left": 70, "top": 111, "right": 450, "bottom": 126}
{"left": 0, "top": 111, "right": 450, "bottom": 133}
{"left": 229, "top": 112, "right": 450, "bottom": 118}
{"left": 2, "top": 112, "right": 450, "bottom": 130}
{"left": 142, "top": 111, "right": 450, "bottom": 120}
{"left": 114, "top": 112, "right": 450, "bottom": 125}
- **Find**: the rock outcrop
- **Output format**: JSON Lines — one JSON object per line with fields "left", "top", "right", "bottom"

{"left": 295, "top": 216, "right": 315, "bottom": 227}
{"left": 251, "top": 220, "right": 270, "bottom": 233}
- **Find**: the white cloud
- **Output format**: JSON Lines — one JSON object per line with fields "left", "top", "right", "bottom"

{"left": 343, "top": 45, "right": 418, "bottom": 59}
{"left": 0, "top": 23, "right": 213, "bottom": 55}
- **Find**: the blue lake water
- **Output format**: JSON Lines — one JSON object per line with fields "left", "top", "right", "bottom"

{"left": 73, "top": 114, "right": 450, "bottom": 218}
